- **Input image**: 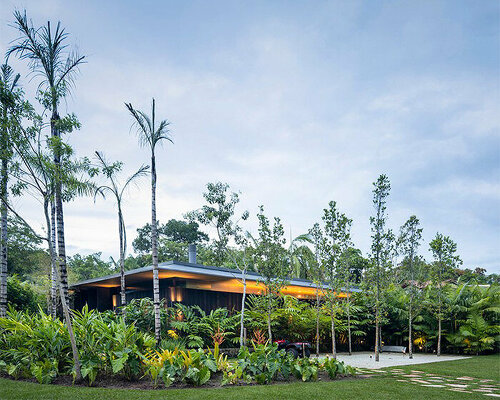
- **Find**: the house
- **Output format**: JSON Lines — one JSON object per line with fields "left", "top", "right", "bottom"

{"left": 71, "top": 245, "right": 358, "bottom": 313}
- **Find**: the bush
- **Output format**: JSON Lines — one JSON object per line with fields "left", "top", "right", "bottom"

{"left": 6, "top": 275, "right": 44, "bottom": 313}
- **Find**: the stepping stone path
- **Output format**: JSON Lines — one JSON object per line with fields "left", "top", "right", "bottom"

{"left": 355, "top": 367, "right": 500, "bottom": 397}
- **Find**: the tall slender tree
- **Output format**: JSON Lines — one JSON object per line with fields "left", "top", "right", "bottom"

{"left": 126, "top": 99, "right": 171, "bottom": 344}
{"left": 9, "top": 10, "right": 85, "bottom": 305}
{"left": 368, "top": 174, "right": 391, "bottom": 362}
{"left": 307, "top": 223, "right": 324, "bottom": 357}
{"left": 94, "top": 151, "right": 149, "bottom": 312}
{"left": 429, "top": 233, "right": 461, "bottom": 356}
{"left": 397, "top": 215, "right": 423, "bottom": 359}
{"left": 253, "top": 205, "right": 290, "bottom": 342}
{"left": 0, "top": 64, "right": 20, "bottom": 317}
{"left": 187, "top": 182, "right": 250, "bottom": 347}
{"left": 322, "top": 201, "right": 352, "bottom": 358}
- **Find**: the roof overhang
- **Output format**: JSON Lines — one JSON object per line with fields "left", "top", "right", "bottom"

{"left": 70, "top": 261, "right": 360, "bottom": 298}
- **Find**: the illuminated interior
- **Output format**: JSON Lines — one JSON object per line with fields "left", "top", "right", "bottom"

{"left": 79, "top": 268, "right": 348, "bottom": 299}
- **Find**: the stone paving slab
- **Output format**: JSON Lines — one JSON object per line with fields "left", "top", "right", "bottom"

{"left": 316, "top": 352, "right": 470, "bottom": 369}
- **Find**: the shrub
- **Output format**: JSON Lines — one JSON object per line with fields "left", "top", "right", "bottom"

{"left": 0, "top": 307, "right": 70, "bottom": 382}
{"left": 6, "top": 276, "right": 44, "bottom": 313}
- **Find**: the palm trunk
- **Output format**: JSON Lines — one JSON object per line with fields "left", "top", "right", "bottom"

{"left": 151, "top": 154, "right": 161, "bottom": 344}
{"left": 240, "top": 270, "right": 247, "bottom": 348}
{"left": 44, "top": 198, "right": 81, "bottom": 381}
{"left": 51, "top": 110, "right": 69, "bottom": 306}
{"left": 408, "top": 300, "right": 413, "bottom": 359}
{"left": 316, "top": 288, "right": 320, "bottom": 357}
{"left": 347, "top": 297, "right": 352, "bottom": 355}
{"left": 0, "top": 154, "right": 7, "bottom": 318}
{"left": 118, "top": 209, "right": 126, "bottom": 315}
{"left": 50, "top": 201, "right": 57, "bottom": 318}
{"left": 331, "top": 305, "right": 337, "bottom": 359}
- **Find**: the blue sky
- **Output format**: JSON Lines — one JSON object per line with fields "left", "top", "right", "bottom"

{"left": 1, "top": 1, "right": 499, "bottom": 271}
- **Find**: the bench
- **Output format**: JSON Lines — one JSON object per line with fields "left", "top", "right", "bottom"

{"left": 381, "top": 345, "right": 407, "bottom": 354}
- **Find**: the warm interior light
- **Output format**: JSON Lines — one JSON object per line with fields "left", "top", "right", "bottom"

{"left": 112, "top": 294, "right": 118, "bottom": 308}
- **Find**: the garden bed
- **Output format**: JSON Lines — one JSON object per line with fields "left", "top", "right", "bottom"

{"left": 0, "top": 371, "right": 362, "bottom": 390}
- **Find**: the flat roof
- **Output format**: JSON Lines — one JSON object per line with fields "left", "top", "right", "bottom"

{"left": 71, "top": 260, "right": 360, "bottom": 292}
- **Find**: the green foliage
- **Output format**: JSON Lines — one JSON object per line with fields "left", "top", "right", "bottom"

{"left": 292, "top": 357, "right": 319, "bottom": 381}
{"left": 68, "top": 253, "right": 115, "bottom": 283}
{"left": 322, "top": 357, "right": 355, "bottom": 378}
{"left": 6, "top": 216, "right": 46, "bottom": 278}
{"left": 133, "top": 219, "right": 208, "bottom": 254}
{"left": 6, "top": 275, "right": 44, "bottom": 313}
{"left": 0, "top": 307, "right": 70, "bottom": 382}
{"left": 72, "top": 306, "right": 155, "bottom": 383}
{"left": 168, "top": 303, "right": 240, "bottom": 348}
{"left": 237, "top": 343, "right": 290, "bottom": 384}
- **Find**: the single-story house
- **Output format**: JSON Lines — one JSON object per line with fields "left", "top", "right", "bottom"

{"left": 71, "top": 245, "right": 359, "bottom": 313}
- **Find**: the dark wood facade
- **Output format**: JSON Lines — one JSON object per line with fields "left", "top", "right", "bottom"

{"left": 71, "top": 261, "right": 353, "bottom": 314}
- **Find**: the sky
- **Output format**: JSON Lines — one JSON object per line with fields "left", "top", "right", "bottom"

{"left": 0, "top": 1, "right": 499, "bottom": 272}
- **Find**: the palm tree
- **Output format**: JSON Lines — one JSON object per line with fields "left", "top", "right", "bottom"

{"left": 9, "top": 113, "right": 84, "bottom": 380}
{"left": 125, "top": 99, "right": 171, "bottom": 343}
{"left": 8, "top": 10, "right": 85, "bottom": 304}
{"left": 94, "top": 151, "right": 149, "bottom": 313}
{"left": 0, "top": 64, "right": 20, "bottom": 317}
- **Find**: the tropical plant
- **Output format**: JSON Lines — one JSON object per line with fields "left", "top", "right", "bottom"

{"left": 94, "top": 151, "right": 149, "bottom": 311}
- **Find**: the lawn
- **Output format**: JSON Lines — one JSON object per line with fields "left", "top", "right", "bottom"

{"left": 390, "top": 354, "right": 500, "bottom": 381}
{"left": 0, "top": 355, "right": 498, "bottom": 400}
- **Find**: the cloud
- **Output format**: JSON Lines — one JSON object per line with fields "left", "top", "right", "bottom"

{"left": 0, "top": 1, "right": 498, "bottom": 273}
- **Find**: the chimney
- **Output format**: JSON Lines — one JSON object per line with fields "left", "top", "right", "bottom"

{"left": 188, "top": 244, "right": 197, "bottom": 264}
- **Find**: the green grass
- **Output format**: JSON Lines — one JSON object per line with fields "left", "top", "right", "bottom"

{"left": 0, "top": 356, "right": 498, "bottom": 400}
{"left": 388, "top": 354, "right": 500, "bottom": 381}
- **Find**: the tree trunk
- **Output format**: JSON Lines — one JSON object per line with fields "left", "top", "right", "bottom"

{"left": 408, "top": 300, "right": 413, "bottom": 359}
{"left": 118, "top": 209, "right": 126, "bottom": 315}
{"left": 240, "top": 271, "right": 247, "bottom": 348}
{"left": 151, "top": 154, "right": 161, "bottom": 344}
{"left": 51, "top": 110, "right": 69, "bottom": 306}
{"left": 437, "top": 307, "right": 442, "bottom": 356}
{"left": 267, "top": 293, "right": 273, "bottom": 343}
{"left": 44, "top": 198, "right": 81, "bottom": 381}
{"left": 50, "top": 201, "right": 57, "bottom": 318}
{"left": 347, "top": 297, "right": 352, "bottom": 355}
{"left": 379, "top": 324, "right": 382, "bottom": 350}
{"left": 315, "top": 288, "right": 320, "bottom": 357}
{"left": 375, "top": 304, "right": 380, "bottom": 362}
{"left": 0, "top": 154, "right": 7, "bottom": 318}
{"left": 331, "top": 304, "right": 336, "bottom": 359}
